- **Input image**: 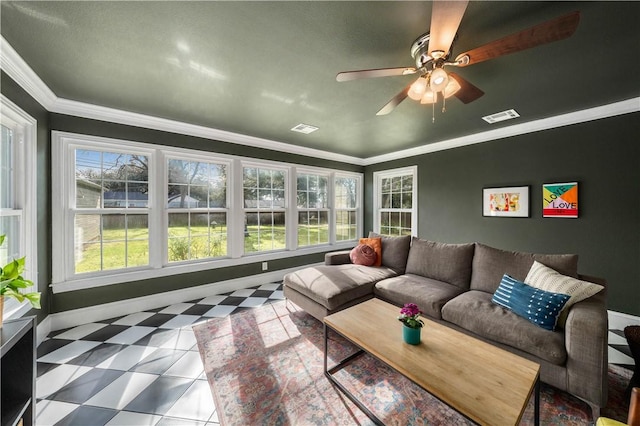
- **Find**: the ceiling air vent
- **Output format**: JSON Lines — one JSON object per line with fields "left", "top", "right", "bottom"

{"left": 291, "top": 123, "right": 319, "bottom": 134}
{"left": 482, "top": 109, "right": 520, "bottom": 124}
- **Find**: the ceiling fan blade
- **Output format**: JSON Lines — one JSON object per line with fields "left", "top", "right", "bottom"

{"left": 336, "top": 67, "right": 417, "bottom": 82}
{"left": 448, "top": 72, "right": 484, "bottom": 104}
{"left": 428, "top": 0, "right": 469, "bottom": 56}
{"left": 376, "top": 83, "right": 413, "bottom": 115}
{"left": 455, "top": 11, "right": 580, "bottom": 67}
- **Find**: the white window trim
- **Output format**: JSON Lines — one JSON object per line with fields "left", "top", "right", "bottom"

{"left": 1, "top": 95, "right": 38, "bottom": 319}
{"left": 51, "top": 131, "right": 362, "bottom": 293}
{"left": 373, "top": 166, "right": 418, "bottom": 236}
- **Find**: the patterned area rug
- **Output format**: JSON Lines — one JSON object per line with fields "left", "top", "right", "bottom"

{"left": 193, "top": 301, "right": 632, "bottom": 425}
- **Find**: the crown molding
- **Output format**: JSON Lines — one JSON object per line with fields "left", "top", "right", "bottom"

{"left": 0, "top": 36, "right": 57, "bottom": 109}
{"left": 362, "top": 97, "right": 640, "bottom": 165}
{"left": 2, "top": 36, "right": 638, "bottom": 168}
{"left": 52, "top": 97, "right": 366, "bottom": 166}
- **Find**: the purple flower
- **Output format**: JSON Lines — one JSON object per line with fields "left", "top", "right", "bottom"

{"left": 400, "top": 303, "right": 421, "bottom": 317}
{"left": 398, "top": 303, "right": 424, "bottom": 329}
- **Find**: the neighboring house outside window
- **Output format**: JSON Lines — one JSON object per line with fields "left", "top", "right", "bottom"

{"left": 296, "top": 172, "right": 329, "bottom": 247}
{"left": 0, "top": 96, "right": 37, "bottom": 318}
{"left": 373, "top": 166, "right": 417, "bottom": 236}
{"left": 335, "top": 176, "right": 359, "bottom": 241}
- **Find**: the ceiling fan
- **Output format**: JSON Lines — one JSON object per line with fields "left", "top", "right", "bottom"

{"left": 336, "top": 1, "right": 580, "bottom": 119}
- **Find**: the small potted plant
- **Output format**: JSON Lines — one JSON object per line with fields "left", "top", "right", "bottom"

{"left": 0, "top": 235, "right": 41, "bottom": 327}
{"left": 398, "top": 303, "right": 424, "bottom": 345}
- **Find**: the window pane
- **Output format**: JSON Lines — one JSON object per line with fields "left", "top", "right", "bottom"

{"left": 336, "top": 210, "right": 356, "bottom": 241}
{"left": 335, "top": 177, "right": 357, "bottom": 209}
{"left": 244, "top": 212, "right": 286, "bottom": 253}
{"left": 298, "top": 211, "right": 329, "bottom": 247}
{"left": 168, "top": 213, "right": 190, "bottom": 262}
{"left": 258, "top": 169, "right": 272, "bottom": 188}
{"left": 0, "top": 216, "right": 20, "bottom": 264}
{"left": 402, "top": 192, "right": 412, "bottom": 209}
{"left": 74, "top": 213, "right": 149, "bottom": 273}
{"left": 76, "top": 150, "right": 149, "bottom": 209}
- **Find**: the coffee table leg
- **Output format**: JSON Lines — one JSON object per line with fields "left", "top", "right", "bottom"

{"left": 534, "top": 377, "right": 540, "bottom": 426}
{"left": 324, "top": 323, "right": 328, "bottom": 373}
{"left": 323, "top": 323, "right": 383, "bottom": 426}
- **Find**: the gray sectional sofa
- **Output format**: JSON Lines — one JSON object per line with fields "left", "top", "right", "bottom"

{"left": 283, "top": 234, "right": 608, "bottom": 418}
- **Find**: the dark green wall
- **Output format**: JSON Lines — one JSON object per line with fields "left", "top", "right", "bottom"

{"left": 1, "top": 71, "right": 51, "bottom": 323}
{"left": 365, "top": 112, "right": 640, "bottom": 316}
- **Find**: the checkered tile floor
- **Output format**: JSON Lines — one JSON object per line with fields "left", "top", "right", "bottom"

{"left": 35, "top": 283, "right": 285, "bottom": 426}
{"left": 36, "top": 281, "right": 635, "bottom": 425}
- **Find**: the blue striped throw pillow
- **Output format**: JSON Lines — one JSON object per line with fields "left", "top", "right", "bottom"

{"left": 492, "top": 274, "right": 571, "bottom": 331}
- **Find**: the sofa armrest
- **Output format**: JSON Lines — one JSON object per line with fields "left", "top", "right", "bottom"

{"left": 325, "top": 250, "right": 352, "bottom": 265}
{"left": 564, "top": 293, "right": 608, "bottom": 408}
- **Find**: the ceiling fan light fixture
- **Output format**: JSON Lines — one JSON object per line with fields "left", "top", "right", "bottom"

{"left": 408, "top": 76, "right": 428, "bottom": 100}
{"left": 443, "top": 77, "right": 461, "bottom": 98}
{"left": 420, "top": 89, "right": 436, "bottom": 104}
{"left": 429, "top": 67, "right": 449, "bottom": 92}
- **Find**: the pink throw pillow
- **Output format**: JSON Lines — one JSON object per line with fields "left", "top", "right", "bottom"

{"left": 350, "top": 244, "right": 377, "bottom": 266}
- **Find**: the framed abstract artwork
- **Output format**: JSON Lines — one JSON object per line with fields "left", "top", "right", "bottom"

{"left": 483, "top": 186, "right": 530, "bottom": 217}
{"left": 543, "top": 182, "right": 578, "bottom": 218}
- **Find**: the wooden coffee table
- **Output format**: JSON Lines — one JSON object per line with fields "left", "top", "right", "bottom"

{"left": 323, "top": 298, "right": 540, "bottom": 425}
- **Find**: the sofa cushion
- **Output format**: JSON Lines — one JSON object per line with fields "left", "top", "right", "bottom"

{"left": 492, "top": 274, "right": 570, "bottom": 331}
{"left": 374, "top": 274, "right": 466, "bottom": 320}
{"left": 284, "top": 264, "right": 397, "bottom": 310}
{"left": 369, "top": 232, "right": 411, "bottom": 273}
{"left": 470, "top": 243, "right": 579, "bottom": 294}
{"left": 442, "top": 290, "right": 567, "bottom": 365}
{"left": 358, "top": 237, "right": 382, "bottom": 266}
{"left": 405, "top": 238, "right": 475, "bottom": 290}
{"left": 350, "top": 243, "right": 377, "bottom": 266}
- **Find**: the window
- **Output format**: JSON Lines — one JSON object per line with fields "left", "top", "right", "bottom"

{"left": 167, "top": 158, "right": 228, "bottom": 262}
{"left": 297, "top": 173, "right": 329, "bottom": 247}
{"left": 74, "top": 149, "right": 151, "bottom": 273}
{"left": 374, "top": 166, "right": 417, "bottom": 236}
{"left": 0, "top": 96, "right": 37, "bottom": 318}
{"left": 242, "top": 166, "right": 286, "bottom": 253}
{"left": 53, "top": 131, "right": 362, "bottom": 291}
{"left": 335, "top": 176, "right": 359, "bottom": 241}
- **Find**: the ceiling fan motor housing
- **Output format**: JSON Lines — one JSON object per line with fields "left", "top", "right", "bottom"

{"left": 410, "top": 33, "right": 434, "bottom": 70}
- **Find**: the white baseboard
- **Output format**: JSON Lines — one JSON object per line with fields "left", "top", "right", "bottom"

{"left": 37, "top": 266, "right": 316, "bottom": 342}
{"left": 608, "top": 309, "right": 640, "bottom": 331}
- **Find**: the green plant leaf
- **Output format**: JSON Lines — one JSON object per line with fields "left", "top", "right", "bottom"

{"left": 3, "top": 288, "right": 25, "bottom": 302}
{"left": 24, "top": 292, "right": 41, "bottom": 309}
{"left": 0, "top": 234, "right": 5, "bottom": 246}
{"left": 1, "top": 259, "right": 20, "bottom": 280}
{"left": 8, "top": 277, "right": 31, "bottom": 289}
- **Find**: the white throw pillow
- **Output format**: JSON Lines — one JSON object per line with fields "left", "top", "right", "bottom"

{"left": 525, "top": 261, "right": 604, "bottom": 313}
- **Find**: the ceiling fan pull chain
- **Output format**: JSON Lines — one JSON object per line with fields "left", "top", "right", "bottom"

{"left": 442, "top": 93, "right": 447, "bottom": 113}
{"left": 432, "top": 101, "right": 436, "bottom": 123}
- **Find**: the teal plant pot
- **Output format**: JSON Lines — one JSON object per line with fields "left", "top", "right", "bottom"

{"left": 403, "top": 324, "right": 421, "bottom": 345}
